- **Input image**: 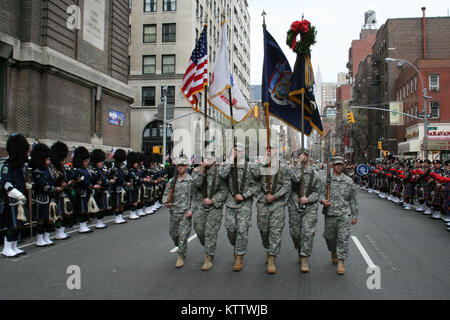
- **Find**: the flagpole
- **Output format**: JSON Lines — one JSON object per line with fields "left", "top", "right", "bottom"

{"left": 228, "top": 87, "right": 239, "bottom": 195}
{"left": 265, "top": 102, "right": 271, "bottom": 194}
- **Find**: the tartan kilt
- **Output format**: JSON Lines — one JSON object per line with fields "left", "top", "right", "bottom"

{"left": 403, "top": 184, "right": 413, "bottom": 198}
{"left": 393, "top": 181, "right": 402, "bottom": 194}
{"left": 445, "top": 183, "right": 450, "bottom": 213}
{"left": 423, "top": 185, "right": 432, "bottom": 201}
{"left": 431, "top": 189, "right": 443, "bottom": 207}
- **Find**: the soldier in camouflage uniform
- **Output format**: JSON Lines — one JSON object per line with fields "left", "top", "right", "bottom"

{"left": 288, "top": 150, "right": 321, "bottom": 273}
{"left": 162, "top": 156, "right": 194, "bottom": 268}
{"left": 252, "top": 147, "right": 291, "bottom": 274}
{"left": 192, "top": 156, "right": 228, "bottom": 271}
{"left": 320, "top": 156, "right": 358, "bottom": 275}
{"left": 219, "top": 143, "right": 259, "bottom": 271}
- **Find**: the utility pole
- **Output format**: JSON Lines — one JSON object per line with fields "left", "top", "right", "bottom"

{"left": 162, "top": 86, "right": 167, "bottom": 166}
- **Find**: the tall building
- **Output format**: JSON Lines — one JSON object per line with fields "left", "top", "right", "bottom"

{"left": 128, "top": 0, "right": 251, "bottom": 160}
{"left": 321, "top": 82, "right": 338, "bottom": 117}
{"left": 0, "top": 0, "right": 133, "bottom": 155}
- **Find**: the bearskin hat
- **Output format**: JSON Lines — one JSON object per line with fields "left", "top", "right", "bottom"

{"left": 73, "top": 146, "right": 90, "bottom": 168}
{"left": 50, "top": 141, "right": 69, "bottom": 166}
{"left": 113, "top": 149, "right": 127, "bottom": 164}
{"left": 143, "top": 153, "right": 152, "bottom": 167}
{"left": 90, "top": 149, "right": 106, "bottom": 165}
{"left": 29, "top": 143, "right": 51, "bottom": 169}
{"left": 6, "top": 134, "right": 30, "bottom": 169}
{"left": 127, "top": 152, "right": 139, "bottom": 169}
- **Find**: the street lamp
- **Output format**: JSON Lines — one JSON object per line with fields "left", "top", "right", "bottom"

{"left": 161, "top": 86, "right": 168, "bottom": 165}
{"left": 385, "top": 57, "right": 431, "bottom": 159}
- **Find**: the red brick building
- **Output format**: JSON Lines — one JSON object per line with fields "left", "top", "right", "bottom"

{"left": 396, "top": 58, "right": 450, "bottom": 159}
{"left": 347, "top": 29, "right": 377, "bottom": 81}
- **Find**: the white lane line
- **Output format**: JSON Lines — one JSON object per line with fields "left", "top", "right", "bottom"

{"left": 170, "top": 234, "right": 198, "bottom": 253}
{"left": 351, "top": 236, "right": 376, "bottom": 269}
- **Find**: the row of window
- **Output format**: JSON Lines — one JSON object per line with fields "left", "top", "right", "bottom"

{"left": 130, "top": 0, "right": 176, "bottom": 13}
{"left": 142, "top": 55, "right": 175, "bottom": 74}
{"left": 142, "top": 23, "right": 176, "bottom": 43}
{"left": 403, "top": 102, "right": 439, "bottom": 122}
{"left": 398, "top": 75, "right": 439, "bottom": 101}
{"left": 142, "top": 86, "right": 175, "bottom": 107}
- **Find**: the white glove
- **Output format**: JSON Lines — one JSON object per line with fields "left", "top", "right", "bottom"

{"left": 25, "top": 183, "right": 32, "bottom": 190}
{"left": 8, "top": 188, "right": 25, "bottom": 200}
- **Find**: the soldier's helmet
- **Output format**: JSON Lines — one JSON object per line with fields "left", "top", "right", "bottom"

{"left": 175, "top": 155, "right": 190, "bottom": 166}
{"left": 331, "top": 156, "right": 345, "bottom": 165}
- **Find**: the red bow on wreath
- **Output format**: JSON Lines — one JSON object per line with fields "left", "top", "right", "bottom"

{"left": 290, "top": 20, "right": 310, "bottom": 50}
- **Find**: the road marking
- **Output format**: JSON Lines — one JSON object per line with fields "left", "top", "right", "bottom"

{"left": 170, "top": 234, "right": 198, "bottom": 253}
{"left": 351, "top": 236, "right": 376, "bottom": 268}
{"left": 11, "top": 236, "right": 89, "bottom": 262}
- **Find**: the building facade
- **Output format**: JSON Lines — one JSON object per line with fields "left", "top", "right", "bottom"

{"left": 0, "top": 0, "right": 134, "bottom": 155}
{"left": 128, "top": 0, "right": 251, "bottom": 161}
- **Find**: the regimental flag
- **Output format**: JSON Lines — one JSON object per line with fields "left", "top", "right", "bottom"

{"left": 208, "top": 22, "right": 251, "bottom": 123}
{"left": 181, "top": 25, "right": 208, "bottom": 111}
{"left": 262, "top": 26, "right": 323, "bottom": 136}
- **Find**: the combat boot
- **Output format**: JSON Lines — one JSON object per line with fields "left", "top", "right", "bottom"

{"left": 201, "top": 254, "right": 213, "bottom": 271}
{"left": 175, "top": 254, "right": 184, "bottom": 268}
{"left": 331, "top": 251, "right": 338, "bottom": 264}
{"left": 337, "top": 259, "right": 346, "bottom": 275}
{"left": 232, "top": 255, "right": 244, "bottom": 272}
{"left": 300, "top": 256, "right": 310, "bottom": 273}
{"left": 266, "top": 251, "right": 270, "bottom": 264}
{"left": 267, "top": 255, "right": 276, "bottom": 274}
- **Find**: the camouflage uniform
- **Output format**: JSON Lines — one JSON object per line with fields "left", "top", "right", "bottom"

{"left": 252, "top": 160, "right": 291, "bottom": 257}
{"left": 288, "top": 165, "right": 321, "bottom": 257}
{"left": 192, "top": 165, "right": 228, "bottom": 257}
{"left": 162, "top": 174, "right": 194, "bottom": 257}
{"left": 220, "top": 161, "right": 259, "bottom": 256}
{"left": 322, "top": 171, "right": 359, "bottom": 261}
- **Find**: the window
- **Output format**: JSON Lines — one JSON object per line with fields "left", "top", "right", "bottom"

{"left": 406, "top": 82, "right": 409, "bottom": 96}
{"left": 163, "top": 0, "right": 176, "bottom": 11}
{"left": 162, "top": 55, "right": 175, "bottom": 74}
{"left": 415, "top": 104, "right": 418, "bottom": 118}
{"left": 143, "top": 24, "right": 156, "bottom": 43}
{"left": 142, "top": 55, "right": 156, "bottom": 74}
{"left": 411, "top": 79, "right": 413, "bottom": 93}
{"left": 414, "top": 75, "right": 417, "bottom": 91}
{"left": 430, "top": 101, "right": 439, "bottom": 119}
{"left": 161, "top": 86, "right": 175, "bottom": 105}
{"left": 144, "top": 0, "right": 157, "bottom": 12}
{"left": 162, "top": 23, "right": 176, "bottom": 42}
{"left": 429, "top": 75, "right": 439, "bottom": 91}
{"left": 142, "top": 87, "right": 156, "bottom": 106}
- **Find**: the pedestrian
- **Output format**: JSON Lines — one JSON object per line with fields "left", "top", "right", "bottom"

{"left": 252, "top": 146, "right": 291, "bottom": 274}
{"left": 192, "top": 153, "right": 227, "bottom": 271}
{"left": 162, "top": 155, "right": 194, "bottom": 268}
{"left": 288, "top": 149, "right": 321, "bottom": 273}
{"left": 30, "top": 143, "right": 59, "bottom": 246}
{"left": 321, "top": 156, "right": 359, "bottom": 275}
{"left": 1, "top": 134, "right": 30, "bottom": 257}
{"left": 219, "top": 143, "right": 259, "bottom": 271}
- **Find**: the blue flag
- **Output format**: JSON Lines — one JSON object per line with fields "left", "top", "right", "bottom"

{"left": 262, "top": 27, "right": 323, "bottom": 136}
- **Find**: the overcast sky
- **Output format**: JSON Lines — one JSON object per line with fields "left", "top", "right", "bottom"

{"left": 248, "top": 0, "right": 450, "bottom": 84}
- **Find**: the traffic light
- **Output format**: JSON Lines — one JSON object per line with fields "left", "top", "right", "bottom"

{"left": 347, "top": 112, "right": 355, "bottom": 124}
{"left": 153, "top": 146, "right": 162, "bottom": 154}
{"left": 254, "top": 105, "right": 259, "bottom": 118}
{"left": 377, "top": 141, "right": 382, "bottom": 150}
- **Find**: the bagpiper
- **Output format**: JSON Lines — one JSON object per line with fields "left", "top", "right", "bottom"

{"left": 90, "top": 149, "right": 110, "bottom": 229}
{"left": 1, "top": 134, "right": 30, "bottom": 257}
{"left": 109, "top": 149, "right": 128, "bottom": 224}
{"left": 50, "top": 141, "right": 75, "bottom": 240}
{"left": 72, "top": 147, "right": 94, "bottom": 233}
{"left": 126, "top": 152, "right": 143, "bottom": 220}
{"left": 30, "top": 143, "right": 59, "bottom": 247}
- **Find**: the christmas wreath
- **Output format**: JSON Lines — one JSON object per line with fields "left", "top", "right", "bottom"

{"left": 286, "top": 19, "right": 317, "bottom": 55}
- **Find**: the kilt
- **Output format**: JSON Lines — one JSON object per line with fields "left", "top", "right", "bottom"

{"left": 94, "top": 191, "right": 107, "bottom": 210}
{"left": 445, "top": 183, "right": 450, "bottom": 213}
{"left": 393, "top": 182, "right": 402, "bottom": 194}
{"left": 403, "top": 184, "right": 413, "bottom": 198}
{"left": 128, "top": 189, "right": 139, "bottom": 203}
{"left": 34, "top": 202, "right": 49, "bottom": 220}
{"left": 423, "top": 185, "right": 432, "bottom": 201}
{"left": 74, "top": 196, "right": 88, "bottom": 214}
{"left": 431, "top": 188, "right": 443, "bottom": 207}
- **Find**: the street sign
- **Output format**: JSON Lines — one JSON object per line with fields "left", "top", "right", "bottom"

{"left": 356, "top": 164, "right": 369, "bottom": 176}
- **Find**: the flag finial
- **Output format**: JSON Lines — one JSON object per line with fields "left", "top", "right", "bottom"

{"left": 262, "top": 10, "right": 267, "bottom": 28}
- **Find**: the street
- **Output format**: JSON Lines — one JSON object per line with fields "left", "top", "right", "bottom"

{"left": 0, "top": 189, "right": 449, "bottom": 300}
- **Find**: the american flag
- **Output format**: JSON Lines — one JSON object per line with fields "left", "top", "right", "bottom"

{"left": 190, "top": 154, "right": 195, "bottom": 164}
{"left": 181, "top": 25, "right": 208, "bottom": 111}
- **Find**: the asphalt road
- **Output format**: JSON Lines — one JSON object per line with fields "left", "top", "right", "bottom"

{"left": 0, "top": 189, "right": 449, "bottom": 300}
